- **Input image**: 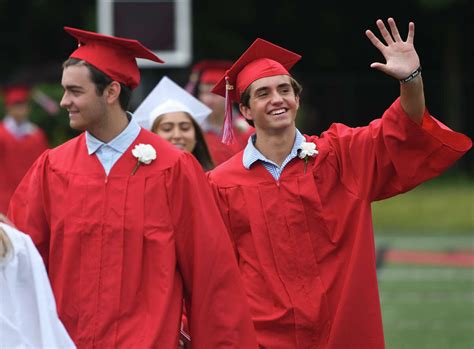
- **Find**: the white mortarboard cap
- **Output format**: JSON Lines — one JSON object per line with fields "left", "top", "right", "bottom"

{"left": 133, "top": 76, "right": 212, "bottom": 130}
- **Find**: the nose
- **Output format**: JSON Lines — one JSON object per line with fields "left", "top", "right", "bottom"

{"left": 270, "top": 90, "right": 284, "bottom": 104}
{"left": 170, "top": 127, "right": 183, "bottom": 140}
{"left": 60, "top": 92, "right": 70, "bottom": 109}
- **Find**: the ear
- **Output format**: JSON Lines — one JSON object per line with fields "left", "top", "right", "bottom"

{"left": 239, "top": 103, "right": 254, "bottom": 123}
{"left": 105, "top": 81, "right": 121, "bottom": 105}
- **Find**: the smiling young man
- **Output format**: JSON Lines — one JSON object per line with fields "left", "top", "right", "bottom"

{"left": 3, "top": 27, "right": 257, "bottom": 349}
{"left": 207, "top": 18, "right": 472, "bottom": 348}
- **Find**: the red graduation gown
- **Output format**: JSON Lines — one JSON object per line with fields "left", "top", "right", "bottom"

{"left": 207, "top": 98, "right": 472, "bottom": 349}
{"left": 8, "top": 128, "right": 258, "bottom": 349}
{"left": 0, "top": 122, "right": 48, "bottom": 213}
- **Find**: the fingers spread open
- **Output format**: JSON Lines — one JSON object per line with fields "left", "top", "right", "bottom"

{"left": 407, "top": 22, "right": 415, "bottom": 44}
{"left": 387, "top": 17, "right": 402, "bottom": 42}
{"left": 365, "top": 29, "right": 386, "bottom": 52}
{"left": 376, "top": 19, "right": 394, "bottom": 45}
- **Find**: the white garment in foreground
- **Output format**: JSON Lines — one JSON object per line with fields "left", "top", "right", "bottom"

{"left": 0, "top": 222, "right": 76, "bottom": 348}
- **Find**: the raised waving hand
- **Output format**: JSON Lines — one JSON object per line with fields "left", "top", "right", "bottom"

{"left": 366, "top": 18, "right": 421, "bottom": 80}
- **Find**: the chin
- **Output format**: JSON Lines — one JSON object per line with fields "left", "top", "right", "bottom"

{"left": 69, "top": 121, "right": 86, "bottom": 131}
{"left": 272, "top": 118, "right": 294, "bottom": 128}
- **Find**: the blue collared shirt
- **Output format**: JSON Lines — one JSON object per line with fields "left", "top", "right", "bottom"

{"left": 86, "top": 115, "right": 141, "bottom": 176}
{"left": 242, "top": 129, "right": 306, "bottom": 180}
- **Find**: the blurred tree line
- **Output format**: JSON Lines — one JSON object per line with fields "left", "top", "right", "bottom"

{"left": 0, "top": 0, "right": 472, "bottom": 174}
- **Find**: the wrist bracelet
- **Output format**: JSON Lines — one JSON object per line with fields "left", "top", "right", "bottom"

{"left": 399, "top": 66, "right": 422, "bottom": 83}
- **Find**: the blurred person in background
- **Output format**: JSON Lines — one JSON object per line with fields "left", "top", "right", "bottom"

{"left": 2, "top": 27, "right": 257, "bottom": 349}
{"left": 0, "top": 84, "right": 49, "bottom": 212}
{"left": 207, "top": 18, "right": 472, "bottom": 348}
{"left": 134, "top": 75, "right": 214, "bottom": 171}
{"left": 185, "top": 60, "right": 254, "bottom": 165}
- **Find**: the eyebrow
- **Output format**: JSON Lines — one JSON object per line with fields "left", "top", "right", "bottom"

{"left": 277, "top": 82, "right": 291, "bottom": 89}
{"left": 253, "top": 82, "right": 291, "bottom": 94}
{"left": 62, "top": 84, "right": 85, "bottom": 91}
{"left": 253, "top": 86, "right": 268, "bottom": 94}
{"left": 160, "top": 121, "right": 193, "bottom": 126}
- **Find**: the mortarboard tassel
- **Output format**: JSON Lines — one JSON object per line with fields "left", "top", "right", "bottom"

{"left": 221, "top": 77, "right": 235, "bottom": 144}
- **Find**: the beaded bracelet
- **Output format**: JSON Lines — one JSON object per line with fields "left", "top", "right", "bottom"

{"left": 399, "top": 66, "right": 422, "bottom": 83}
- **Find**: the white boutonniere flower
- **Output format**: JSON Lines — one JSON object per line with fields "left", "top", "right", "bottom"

{"left": 131, "top": 144, "right": 157, "bottom": 175}
{"left": 298, "top": 142, "right": 318, "bottom": 174}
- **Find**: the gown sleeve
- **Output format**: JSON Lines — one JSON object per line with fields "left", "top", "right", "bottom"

{"left": 7, "top": 151, "right": 51, "bottom": 267}
{"left": 166, "top": 152, "right": 257, "bottom": 349}
{"left": 322, "top": 97, "right": 472, "bottom": 201}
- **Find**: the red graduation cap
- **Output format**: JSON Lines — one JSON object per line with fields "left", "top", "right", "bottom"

{"left": 211, "top": 38, "right": 301, "bottom": 144}
{"left": 184, "top": 60, "right": 232, "bottom": 93}
{"left": 64, "top": 27, "right": 164, "bottom": 90}
{"left": 2, "top": 85, "right": 31, "bottom": 106}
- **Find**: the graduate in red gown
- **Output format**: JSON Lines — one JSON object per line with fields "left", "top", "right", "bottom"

{"left": 185, "top": 60, "right": 254, "bottom": 165}
{"left": 0, "top": 85, "right": 49, "bottom": 213}
{"left": 5, "top": 27, "right": 257, "bottom": 349}
{"left": 207, "top": 18, "right": 472, "bottom": 348}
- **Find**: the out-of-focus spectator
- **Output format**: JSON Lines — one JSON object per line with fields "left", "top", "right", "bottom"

{"left": 0, "top": 84, "right": 49, "bottom": 212}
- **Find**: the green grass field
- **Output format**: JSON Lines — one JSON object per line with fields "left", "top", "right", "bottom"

{"left": 372, "top": 174, "right": 473, "bottom": 348}
{"left": 375, "top": 234, "right": 473, "bottom": 348}
{"left": 372, "top": 174, "right": 474, "bottom": 233}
